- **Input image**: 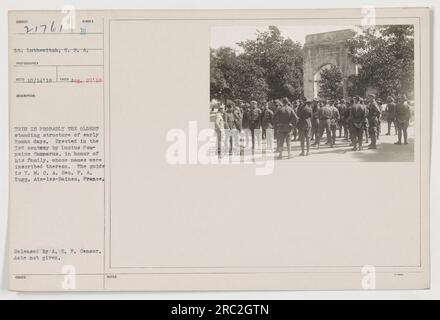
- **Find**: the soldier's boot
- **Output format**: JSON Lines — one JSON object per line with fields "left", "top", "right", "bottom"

{"left": 352, "top": 140, "right": 358, "bottom": 151}
{"left": 315, "top": 135, "right": 319, "bottom": 149}
{"left": 368, "top": 138, "right": 377, "bottom": 149}
{"left": 395, "top": 130, "right": 402, "bottom": 145}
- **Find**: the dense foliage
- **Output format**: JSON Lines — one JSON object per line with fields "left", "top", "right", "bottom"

{"left": 318, "top": 65, "right": 344, "bottom": 100}
{"left": 211, "top": 25, "right": 414, "bottom": 102}
{"left": 210, "top": 26, "right": 303, "bottom": 102}
{"left": 347, "top": 25, "right": 414, "bottom": 100}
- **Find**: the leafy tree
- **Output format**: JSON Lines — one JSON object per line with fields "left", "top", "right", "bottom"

{"left": 238, "top": 26, "right": 304, "bottom": 101}
{"left": 210, "top": 47, "right": 269, "bottom": 102}
{"left": 347, "top": 25, "right": 414, "bottom": 100}
{"left": 210, "top": 47, "right": 237, "bottom": 101}
{"left": 318, "top": 65, "right": 343, "bottom": 99}
{"left": 210, "top": 26, "right": 304, "bottom": 102}
{"left": 232, "top": 56, "right": 269, "bottom": 102}
{"left": 347, "top": 74, "right": 365, "bottom": 97}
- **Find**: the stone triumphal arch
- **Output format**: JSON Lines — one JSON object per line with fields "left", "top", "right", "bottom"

{"left": 303, "top": 29, "right": 357, "bottom": 100}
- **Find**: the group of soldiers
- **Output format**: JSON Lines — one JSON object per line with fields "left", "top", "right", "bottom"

{"left": 214, "top": 93, "right": 412, "bottom": 159}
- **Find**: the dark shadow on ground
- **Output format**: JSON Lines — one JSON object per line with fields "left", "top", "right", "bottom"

{"left": 350, "top": 138, "right": 415, "bottom": 162}
{"left": 275, "top": 136, "right": 414, "bottom": 161}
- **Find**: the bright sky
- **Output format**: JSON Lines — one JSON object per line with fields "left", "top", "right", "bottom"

{"left": 211, "top": 25, "right": 359, "bottom": 50}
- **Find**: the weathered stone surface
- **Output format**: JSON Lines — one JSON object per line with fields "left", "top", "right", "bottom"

{"left": 303, "top": 29, "right": 357, "bottom": 99}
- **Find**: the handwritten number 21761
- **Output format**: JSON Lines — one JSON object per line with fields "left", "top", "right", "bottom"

{"left": 23, "top": 21, "right": 63, "bottom": 34}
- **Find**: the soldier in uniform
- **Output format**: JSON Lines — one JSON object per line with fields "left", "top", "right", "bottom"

{"left": 292, "top": 99, "right": 301, "bottom": 141}
{"left": 328, "top": 99, "right": 340, "bottom": 146}
{"left": 337, "top": 99, "right": 348, "bottom": 139}
{"left": 248, "top": 100, "right": 262, "bottom": 151}
{"left": 297, "top": 99, "right": 313, "bottom": 156}
{"left": 260, "top": 102, "right": 274, "bottom": 140}
{"left": 366, "top": 94, "right": 382, "bottom": 149}
{"left": 280, "top": 98, "right": 297, "bottom": 141}
{"left": 311, "top": 98, "right": 320, "bottom": 142}
{"left": 224, "top": 102, "right": 241, "bottom": 155}
{"left": 232, "top": 102, "right": 243, "bottom": 132}
{"left": 376, "top": 98, "right": 382, "bottom": 140}
{"left": 242, "top": 102, "right": 250, "bottom": 129}
{"left": 385, "top": 96, "right": 397, "bottom": 135}
{"left": 395, "top": 95, "right": 411, "bottom": 145}
{"left": 346, "top": 97, "right": 354, "bottom": 143}
{"left": 360, "top": 98, "right": 369, "bottom": 145}
{"left": 273, "top": 98, "right": 298, "bottom": 159}
{"left": 316, "top": 100, "right": 333, "bottom": 149}
{"left": 214, "top": 105, "right": 225, "bottom": 158}
{"left": 234, "top": 99, "right": 243, "bottom": 115}
{"left": 272, "top": 100, "right": 282, "bottom": 148}
{"left": 350, "top": 96, "right": 368, "bottom": 151}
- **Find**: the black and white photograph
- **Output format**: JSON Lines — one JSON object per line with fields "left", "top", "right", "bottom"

{"left": 2, "top": 3, "right": 436, "bottom": 301}
{"left": 210, "top": 25, "right": 415, "bottom": 161}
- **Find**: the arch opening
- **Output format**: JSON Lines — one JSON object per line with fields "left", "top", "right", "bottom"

{"left": 313, "top": 63, "right": 334, "bottom": 99}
